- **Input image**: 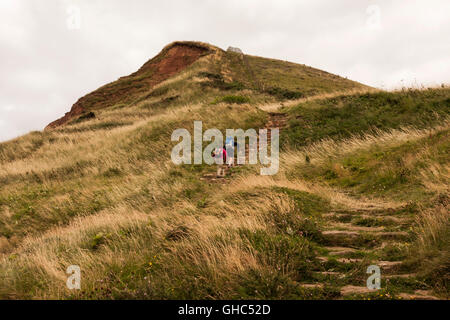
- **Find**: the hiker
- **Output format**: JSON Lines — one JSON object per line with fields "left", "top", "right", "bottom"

{"left": 226, "top": 143, "right": 235, "bottom": 167}
{"left": 222, "top": 144, "right": 228, "bottom": 165}
{"left": 212, "top": 146, "right": 228, "bottom": 177}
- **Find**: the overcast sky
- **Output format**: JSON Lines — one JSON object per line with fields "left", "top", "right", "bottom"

{"left": 1, "top": 0, "right": 449, "bottom": 142}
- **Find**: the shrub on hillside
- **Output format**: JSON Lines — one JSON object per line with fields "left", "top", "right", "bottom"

{"left": 213, "top": 95, "right": 250, "bottom": 104}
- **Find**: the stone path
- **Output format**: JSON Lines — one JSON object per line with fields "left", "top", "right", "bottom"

{"left": 301, "top": 208, "right": 441, "bottom": 299}
{"left": 201, "top": 112, "right": 288, "bottom": 182}
{"left": 201, "top": 111, "right": 441, "bottom": 299}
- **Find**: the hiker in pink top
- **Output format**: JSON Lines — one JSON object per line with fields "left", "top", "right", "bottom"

{"left": 212, "top": 145, "right": 230, "bottom": 177}
{"left": 222, "top": 146, "right": 227, "bottom": 164}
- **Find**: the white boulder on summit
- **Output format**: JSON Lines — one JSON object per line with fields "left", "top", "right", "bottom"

{"left": 227, "top": 46, "right": 243, "bottom": 54}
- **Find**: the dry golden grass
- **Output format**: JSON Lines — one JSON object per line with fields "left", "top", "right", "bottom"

{"left": 414, "top": 204, "right": 449, "bottom": 253}
{"left": 409, "top": 201, "right": 449, "bottom": 296}
{"left": 281, "top": 120, "right": 450, "bottom": 167}
{"left": 0, "top": 185, "right": 297, "bottom": 298}
{"left": 0, "top": 75, "right": 448, "bottom": 299}
{"left": 227, "top": 174, "right": 401, "bottom": 210}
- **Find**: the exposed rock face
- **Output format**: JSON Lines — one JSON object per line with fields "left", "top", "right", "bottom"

{"left": 227, "top": 46, "right": 243, "bottom": 54}
{"left": 45, "top": 42, "right": 219, "bottom": 129}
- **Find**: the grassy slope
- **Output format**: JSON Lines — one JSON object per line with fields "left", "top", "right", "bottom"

{"left": 0, "top": 47, "right": 448, "bottom": 299}
{"left": 282, "top": 88, "right": 450, "bottom": 146}
{"left": 217, "top": 51, "right": 369, "bottom": 100}
{"left": 282, "top": 89, "right": 450, "bottom": 201}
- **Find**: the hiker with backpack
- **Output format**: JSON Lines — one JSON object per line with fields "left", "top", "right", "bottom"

{"left": 212, "top": 145, "right": 230, "bottom": 177}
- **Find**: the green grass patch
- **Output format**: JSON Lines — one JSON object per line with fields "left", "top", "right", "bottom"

{"left": 213, "top": 95, "right": 250, "bottom": 104}
{"left": 283, "top": 88, "right": 450, "bottom": 147}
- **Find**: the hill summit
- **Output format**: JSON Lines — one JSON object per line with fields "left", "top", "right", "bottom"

{"left": 46, "top": 41, "right": 368, "bottom": 129}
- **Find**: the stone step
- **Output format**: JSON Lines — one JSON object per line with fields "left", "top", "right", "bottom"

{"left": 341, "top": 287, "right": 439, "bottom": 300}
{"left": 321, "top": 230, "right": 361, "bottom": 246}
{"left": 318, "top": 256, "right": 404, "bottom": 272}
{"left": 398, "top": 290, "right": 439, "bottom": 300}
{"left": 357, "top": 214, "right": 412, "bottom": 224}
{"left": 322, "top": 230, "right": 360, "bottom": 238}
{"left": 323, "top": 212, "right": 412, "bottom": 224}
{"left": 315, "top": 271, "right": 344, "bottom": 277}
{"left": 384, "top": 273, "right": 417, "bottom": 279}
{"left": 321, "top": 229, "right": 409, "bottom": 246}
{"left": 336, "top": 258, "right": 363, "bottom": 264}
{"left": 202, "top": 173, "right": 215, "bottom": 177}
{"left": 377, "top": 261, "right": 403, "bottom": 271}
{"left": 324, "top": 246, "right": 357, "bottom": 256}
{"left": 200, "top": 177, "right": 224, "bottom": 181}
{"left": 317, "top": 256, "right": 363, "bottom": 264}
{"left": 327, "top": 222, "right": 385, "bottom": 232}
{"left": 340, "top": 285, "right": 379, "bottom": 296}
{"left": 297, "top": 283, "right": 324, "bottom": 289}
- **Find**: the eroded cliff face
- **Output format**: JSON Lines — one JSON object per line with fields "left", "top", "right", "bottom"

{"left": 45, "top": 42, "right": 217, "bottom": 129}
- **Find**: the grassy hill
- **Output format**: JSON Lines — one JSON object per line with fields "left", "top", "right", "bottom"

{"left": 0, "top": 42, "right": 448, "bottom": 299}
{"left": 45, "top": 41, "right": 369, "bottom": 129}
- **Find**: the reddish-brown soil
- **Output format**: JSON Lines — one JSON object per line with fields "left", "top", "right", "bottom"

{"left": 45, "top": 42, "right": 214, "bottom": 129}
